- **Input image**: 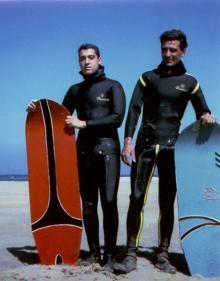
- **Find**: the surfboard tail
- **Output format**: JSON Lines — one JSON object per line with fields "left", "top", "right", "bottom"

{"left": 33, "top": 225, "right": 82, "bottom": 265}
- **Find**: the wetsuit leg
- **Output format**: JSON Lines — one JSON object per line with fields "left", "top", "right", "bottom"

{"left": 78, "top": 151, "right": 100, "bottom": 255}
{"left": 126, "top": 146, "right": 156, "bottom": 253}
{"left": 157, "top": 146, "right": 177, "bottom": 252}
{"left": 99, "top": 153, "right": 120, "bottom": 255}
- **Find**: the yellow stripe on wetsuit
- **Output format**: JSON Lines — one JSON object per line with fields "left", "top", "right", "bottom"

{"left": 139, "top": 75, "right": 147, "bottom": 87}
{"left": 135, "top": 144, "right": 160, "bottom": 247}
{"left": 191, "top": 82, "right": 200, "bottom": 94}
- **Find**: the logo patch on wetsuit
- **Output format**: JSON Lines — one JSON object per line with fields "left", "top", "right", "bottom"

{"left": 96, "top": 93, "right": 110, "bottom": 102}
{"left": 175, "top": 83, "right": 188, "bottom": 92}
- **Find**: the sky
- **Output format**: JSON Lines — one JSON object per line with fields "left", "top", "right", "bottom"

{"left": 0, "top": 0, "right": 220, "bottom": 175}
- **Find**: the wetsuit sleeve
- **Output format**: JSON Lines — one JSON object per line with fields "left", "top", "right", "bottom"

{"left": 124, "top": 77, "right": 145, "bottom": 138}
{"left": 86, "top": 82, "right": 126, "bottom": 128}
{"left": 190, "top": 82, "right": 211, "bottom": 119}
{"left": 62, "top": 86, "right": 76, "bottom": 115}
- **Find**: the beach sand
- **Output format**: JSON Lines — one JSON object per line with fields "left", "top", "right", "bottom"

{"left": 0, "top": 178, "right": 219, "bottom": 281}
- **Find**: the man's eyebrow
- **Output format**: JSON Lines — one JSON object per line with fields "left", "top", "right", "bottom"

{"left": 161, "top": 47, "right": 177, "bottom": 51}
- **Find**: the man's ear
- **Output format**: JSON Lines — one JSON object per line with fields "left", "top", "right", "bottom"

{"left": 181, "top": 48, "right": 187, "bottom": 57}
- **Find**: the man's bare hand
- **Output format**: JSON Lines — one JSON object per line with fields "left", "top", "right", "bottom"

{"left": 65, "top": 116, "right": 87, "bottom": 129}
{"left": 200, "top": 113, "right": 216, "bottom": 127}
{"left": 121, "top": 137, "right": 136, "bottom": 166}
{"left": 26, "top": 100, "right": 37, "bottom": 112}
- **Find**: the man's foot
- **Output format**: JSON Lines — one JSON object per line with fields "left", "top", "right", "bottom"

{"left": 155, "top": 252, "right": 176, "bottom": 274}
{"left": 78, "top": 252, "right": 101, "bottom": 266}
{"left": 103, "top": 254, "right": 115, "bottom": 273}
{"left": 113, "top": 255, "right": 137, "bottom": 273}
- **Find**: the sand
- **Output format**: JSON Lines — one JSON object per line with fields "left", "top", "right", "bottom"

{"left": 0, "top": 178, "right": 219, "bottom": 281}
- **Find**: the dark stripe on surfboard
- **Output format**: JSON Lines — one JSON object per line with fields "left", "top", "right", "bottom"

{"left": 32, "top": 99, "right": 82, "bottom": 231}
{"left": 180, "top": 215, "right": 220, "bottom": 224}
{"left": 181, "top": 222, "right": 219, "bottom": 240}
{"left": 179, "top": 215, "right": 220, "bottom": 240}
{"left": 215, "top": 152, "right": 220, "bottom": 168}
{"left": 41, "top": 99, "right": 57, "bottom": 204}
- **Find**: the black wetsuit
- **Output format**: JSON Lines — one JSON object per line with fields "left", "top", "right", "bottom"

{"left": 125, "top": 61, "right": 211, "bottom": 254}
{"left": 62, "top": 66, "right": 126, "bottom": 257}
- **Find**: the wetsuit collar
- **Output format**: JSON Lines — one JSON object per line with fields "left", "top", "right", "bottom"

{"left": 156, "top": 61, "right": 186, "bottom": 77}
{"left": 80, "top": 65, "right": 106, "bottom": 82}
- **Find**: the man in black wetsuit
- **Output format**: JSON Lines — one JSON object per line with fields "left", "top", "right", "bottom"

{"left": 113, "top": 30, "right": 215, "bottom": 274}
{"left": 27, "top": 43, "right": 126, "bottom": 272}
{"left": 63, "top": 44, "right": 126, "bottom": 271}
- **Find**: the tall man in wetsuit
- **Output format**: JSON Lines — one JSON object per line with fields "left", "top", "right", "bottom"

{"left": 27, "top": 43, "right": 126, "bottom": 272}
{"left": 113, "top": 30, "right": 216, "bottom": 274}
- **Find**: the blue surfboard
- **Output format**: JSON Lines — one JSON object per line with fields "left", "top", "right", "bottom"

{"left": 175, "top": 121, "right": 220, "bottom": 278}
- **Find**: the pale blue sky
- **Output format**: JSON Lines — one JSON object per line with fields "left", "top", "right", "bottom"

{"left": 1, "top": 0, "right": 220, "bottom": 175}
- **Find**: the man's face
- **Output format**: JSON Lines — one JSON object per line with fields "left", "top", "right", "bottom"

{"left": 161, "top": 40, "right": 186, "bottom": 67}
{"left": 79, "top": 48, "right": 100, "bottom": 76}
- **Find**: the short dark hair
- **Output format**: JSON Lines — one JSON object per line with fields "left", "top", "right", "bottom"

{"left": 160, "top": 29, "right": 188, "bottom": 50}
{"left": 78, "top": 43, "right": 100, "bottom": 58}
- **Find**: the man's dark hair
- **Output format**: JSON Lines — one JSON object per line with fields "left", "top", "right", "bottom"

{"left": 78, "top": 43, "right": 100, "bottom": 58}
{"left": 160, "top": 29, "right": 188, "bottom": 50}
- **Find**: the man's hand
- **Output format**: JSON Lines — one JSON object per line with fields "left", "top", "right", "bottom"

{"left": 200, "top": 113, "right": 216, "bottom": 126}
{"left": 121, "top": 137, "right": 136, "bottom": 166}
{"left": 26, "top": 100, "right": 37, "bottom": 112}
{"left": 65, "top": 116, "right": 87, "bottom": 129}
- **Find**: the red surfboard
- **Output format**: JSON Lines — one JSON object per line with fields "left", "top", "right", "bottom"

{"left": 26, "top": 99, "right": 82, "bottom": 265}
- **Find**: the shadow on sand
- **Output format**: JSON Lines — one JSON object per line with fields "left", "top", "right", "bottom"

{"left": 7, "top": 246, "right": 40, "bottom": 264}
{"left": 7, "top": 247, "right": 92, "bottom": 266}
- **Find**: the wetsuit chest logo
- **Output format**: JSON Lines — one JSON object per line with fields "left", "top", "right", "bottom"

{"left": 96, "top": 93, "right": 110, "bottom": 102}
{"left": 175, "top": 83, "right": 188, "bottom": 93}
